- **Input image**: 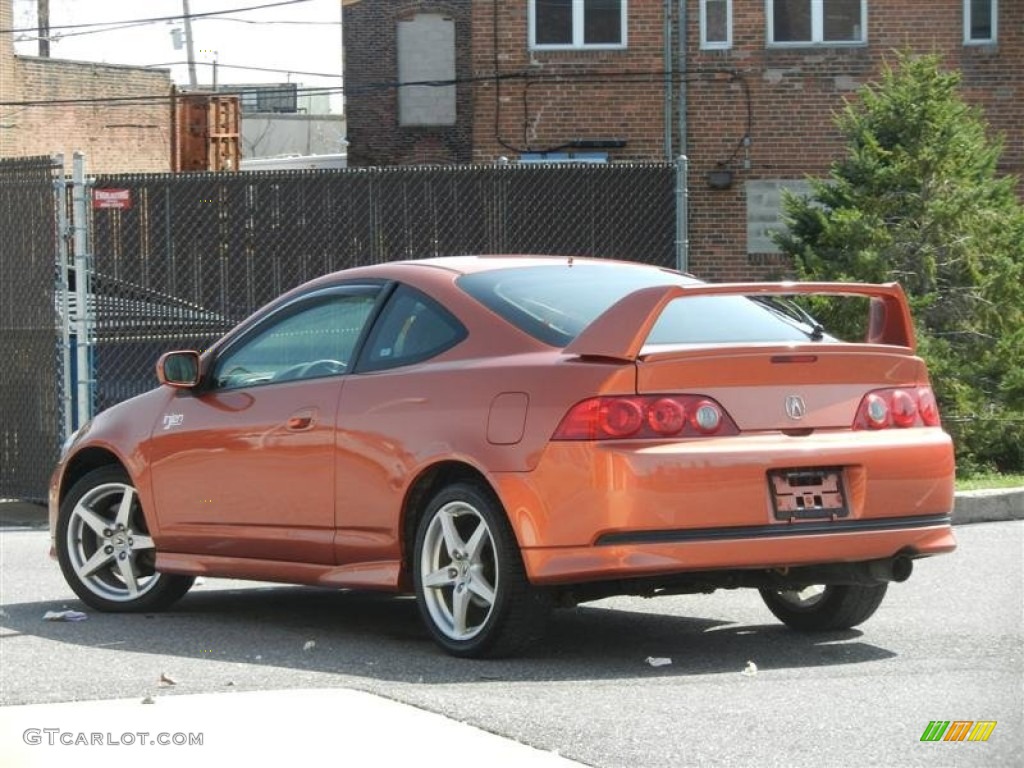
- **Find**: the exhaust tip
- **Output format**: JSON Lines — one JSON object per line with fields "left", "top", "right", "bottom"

{"left": 891, "top": 556, "right": 913, "bottom": 583}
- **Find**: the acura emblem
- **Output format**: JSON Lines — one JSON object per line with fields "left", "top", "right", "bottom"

{"left": 785, "top": 395, "right": 807, "bottom": 421}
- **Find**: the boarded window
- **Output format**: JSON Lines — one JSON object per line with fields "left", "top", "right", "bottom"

{"left": 397, "top": 15, "right": 456, "bottom": 127}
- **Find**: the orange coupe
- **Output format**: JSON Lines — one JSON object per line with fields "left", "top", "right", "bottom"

{"left": 49, "top": 257, "right": 956, "bottom": 657}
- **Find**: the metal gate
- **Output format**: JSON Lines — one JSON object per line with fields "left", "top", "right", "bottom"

{"left": 0, "top": 155, "right": 64, "bottom": 501}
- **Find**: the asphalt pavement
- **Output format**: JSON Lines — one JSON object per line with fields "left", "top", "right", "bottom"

{"left": 4, "top": 489, "right": 1019, "bottom": 765}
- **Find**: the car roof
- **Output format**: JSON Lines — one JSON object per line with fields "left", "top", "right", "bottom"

{"left": 382, "top": 255, "right": 693, "bottom": 278}
{"left": 258, "top": 256, "right": 698, "bottom": 328}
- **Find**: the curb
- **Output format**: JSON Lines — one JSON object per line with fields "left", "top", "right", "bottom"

{"left": 952, "top": 487, "right": 1024, "bottom": 525}
{"left": 4, "top": 490, "right": 1023, "bottom": 529}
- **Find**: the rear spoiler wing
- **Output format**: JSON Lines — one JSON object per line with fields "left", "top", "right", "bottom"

{"left": 563, "top": 281, "right": 915, "bottom": 361}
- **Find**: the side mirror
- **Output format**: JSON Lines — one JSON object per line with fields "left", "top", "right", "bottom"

{"left": 156, "top": 351, "right": 201, "bottom": 388}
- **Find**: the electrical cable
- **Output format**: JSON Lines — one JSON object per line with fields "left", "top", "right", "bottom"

{"left": 0, "top": 0, "right": 315, "bottom": 35}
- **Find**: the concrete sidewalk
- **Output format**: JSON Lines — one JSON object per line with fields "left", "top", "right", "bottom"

{"left": 1, "top": 688, "right": 581, "bottom": 767}
{"left": 4, "top": 488, "right": 1022, "bottom": 529}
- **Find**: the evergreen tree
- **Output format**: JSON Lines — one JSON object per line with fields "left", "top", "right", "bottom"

{"left": 775, "top": 53, "right": 1024, "bottom": 473}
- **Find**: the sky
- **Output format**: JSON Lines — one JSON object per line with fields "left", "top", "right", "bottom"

{"left": 10, "top": 0, "right": 344, "bottom": 111}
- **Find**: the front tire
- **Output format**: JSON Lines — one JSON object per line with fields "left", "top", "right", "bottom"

{"left": 760, "top": 583, "right": 888, "bottom": 631}
{"left": 413, "top": 482, "right": 549, "bottom": 658}
{"left": 56, "top": 466, "right": 194, "bottom": 612}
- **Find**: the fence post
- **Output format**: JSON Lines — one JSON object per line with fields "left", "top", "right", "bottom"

{"left": 675, "top": 155, "right": 690, "bottom": 273}
{"left": 71, "top": 152, "right": 94, "bottom": 428}
{"left": 53, "top": 154, "right": 73, "bottom": 441}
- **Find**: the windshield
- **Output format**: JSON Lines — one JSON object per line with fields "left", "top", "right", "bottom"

{"left": 457, "top": 264, "right": 823, "bottom": 347}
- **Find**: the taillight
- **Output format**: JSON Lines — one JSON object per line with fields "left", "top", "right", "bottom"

{"left": 854, "top": 386, "right": 941, "bottom": 430}
{"left": 553, "top": 395, "right": 739, "bottom": 440}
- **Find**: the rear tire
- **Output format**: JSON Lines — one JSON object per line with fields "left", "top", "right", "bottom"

{"left": 759, "top": 583, "right": 888, "bottom": 631}
{"left": 56, "top": 466, "right": 194, "bottom": 612}
{"left": 413, "top": 482, "right": 549, "bottom": 658}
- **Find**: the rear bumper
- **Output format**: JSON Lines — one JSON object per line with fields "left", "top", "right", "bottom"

{"left": 521, "top": 518, "right": 955, "bottom": 584}
{"left": 494, "top": 428, "right": 956, "bottom": 585}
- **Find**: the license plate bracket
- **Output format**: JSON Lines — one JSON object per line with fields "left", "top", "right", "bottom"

{"left": 769, "top": 467, "right": 849, "bottom": 520}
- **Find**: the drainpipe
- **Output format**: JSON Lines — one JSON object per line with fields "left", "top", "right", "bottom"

{"left": 663, "top": 1, "right": 673, "bottom": 160}
{"left": 678, "top": 0, "right": 687, "bottom": 156}
{"left": 677, "top": 0, "right": 689, "bottom": 272}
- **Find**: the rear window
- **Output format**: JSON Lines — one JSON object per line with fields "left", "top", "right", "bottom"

{"left": 457, "top": 264, "right": 817, "bottom": 347}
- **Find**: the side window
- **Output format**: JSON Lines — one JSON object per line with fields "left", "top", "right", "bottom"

{"left": 359, "top": 285, "right": 466, "bottom": 372}
{"left": 701, "top": 0, "right": 732, "bottom": 50}
{"left": 768, "top": 0, "right": 866, "bottom": 46}
{"left": 964, "top": 0, "right": 997, "bottom": 44}
{"left": 213, "top": 291, "right": 378, "bottom": 389}
{"left": 529, "top": 0, "right": 628, "bottom": 50}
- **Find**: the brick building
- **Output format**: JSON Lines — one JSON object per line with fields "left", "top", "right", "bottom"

{"left": 0, "top": 0, "right": 172, "bottom": 173}
{"left": 343, "top": 0, "right": 474, "bottom": 166}
{"left": 344, "top": 1, "right": 1022, "bottom": 280}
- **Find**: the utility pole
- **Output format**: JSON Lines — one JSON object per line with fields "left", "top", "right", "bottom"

{"left": 182, "top": 0, "right": 197, "bottom": 87}
{"left": 37, "top": 0, "right": 49, "bottom": 57}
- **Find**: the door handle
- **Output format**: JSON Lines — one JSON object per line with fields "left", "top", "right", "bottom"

{"left": 287, "top": 408, "right": 317, "bottom": 431}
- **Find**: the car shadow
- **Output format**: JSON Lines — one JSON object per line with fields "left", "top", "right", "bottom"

{"left": 1, "top": 583, "right": 895, "bottom": 685}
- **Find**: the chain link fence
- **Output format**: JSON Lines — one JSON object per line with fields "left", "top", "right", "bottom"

{"left": 1, "top": 160, "right": 676, "bottom": 498}
{"left": 89, "top": 163, "right": 677, "bottom": 412}
{"left": 0, "top": 156, "right": 64, "bottom": 501}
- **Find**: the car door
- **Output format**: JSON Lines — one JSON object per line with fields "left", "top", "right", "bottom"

{"left": 331, "top": 284, "right": 468, "bottom": 567}
{"left": 148, "top": 284, "right": 382, "bottom": 563}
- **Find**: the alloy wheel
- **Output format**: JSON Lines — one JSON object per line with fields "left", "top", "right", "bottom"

{"left": 418, "top": 500, "right": 499, "bottom": 641}
{"left": 64, "top": 481, "right": 161, "bottom": 603}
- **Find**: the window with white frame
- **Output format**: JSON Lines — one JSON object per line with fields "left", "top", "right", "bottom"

{"left": 768, "top": 0, "right": 866, "bottom": 46}
{"left": 964, "top": 0, "right": 997, "bottom": 44}
{"left": 701, "top": 0, "right": 732, "bottom": 49}
{"left": 529, "top": 0, "right": 628, "bottom": 50}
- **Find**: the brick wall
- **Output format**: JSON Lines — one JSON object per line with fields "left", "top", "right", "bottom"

{"left": 0, "top": 0, "right": 20, "bottom": 156}
{"left": 0, "top": 0, "right": 172, "bottom": 172}
{"left": 343, "top": 1, "right": 1022, "bottom": 281}
{"left": 471, "top": 0, "right": 671, "bottom": 161}
{"left": 686, "top": 0, "right": 1023, "bottom": 280}
{"left": 15, "top": 59, "right": 172, "bottom": 173}
{"left": 344, "top": 1, "right": 473, "bottom": 166}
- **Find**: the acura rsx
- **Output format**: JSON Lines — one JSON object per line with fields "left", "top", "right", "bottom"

{"left": 50, "top": 257, "right": 956, "bottom": 657}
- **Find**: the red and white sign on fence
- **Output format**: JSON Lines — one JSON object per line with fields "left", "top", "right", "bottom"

{"left": 92, "top": 188, "right": 133, "bottom": 210}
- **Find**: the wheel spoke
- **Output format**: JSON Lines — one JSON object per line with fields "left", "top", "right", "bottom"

{"left": 439, "top": 509, "right": 465, "bottom": 554}
{"left": 76, "top": 548, "right": 114, "bottom": 578}
{"left": 131, "top": 534, "right": 155, "bottom": 551}
{"left": 114, "top": 487, "right": 136, "bottom": 528}
{"left": 452, "top": 586, "right": 471, "bottom": 636}
{"left": 72, "top": 501, "right": 110, "bottom": 536}
{"left": 117, "top": 556, "right": 140, "bottom": 597}
{"left": 465, "top": 521, "right": 489, "bottom": 563}
{"left": 422, "top": 566, "right": 456, "bottom": 589}
{"left": 467, "top": 571, "right": 495, "bottom": 606}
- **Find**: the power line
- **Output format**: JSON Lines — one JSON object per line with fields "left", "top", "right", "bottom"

{"left": 16, "top": 18, "right": 169, "bottom": 42}
{"left": 142, "top": 61, "right": 344, "bottom": 79}
{"left": 12, "top": 12, "right": 339, "bottom": 43}
{"left": 198, "top": 16, "right": 340, "bottom": 26}
{"left": 0, "top": 68, "right": 753, "bottom": 108}
{"left": 0, "top": 85, "right": 347, "bottom": 109}
{"left": 0, "top": 0, "right": 314, "bottom": 36}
